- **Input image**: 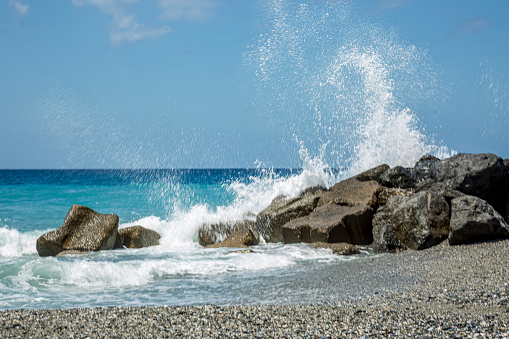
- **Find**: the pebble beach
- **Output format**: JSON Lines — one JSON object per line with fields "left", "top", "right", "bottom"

{"left": 2, "top": 239, "right": 509, "bottom": 338}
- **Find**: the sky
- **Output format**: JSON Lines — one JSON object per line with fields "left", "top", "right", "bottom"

{"left": 1, "top": 0, "right": 508, "bottom": 169}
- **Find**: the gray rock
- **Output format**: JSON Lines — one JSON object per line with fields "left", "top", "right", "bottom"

{"left": 371, "top": 221, "right": 407, "bottom": 253}
{"left": 423, "top": 153, "right": 508, "bottom": 214}
{"left": 118, "top": 226, "right": 161, "bottom": 249}
{"left": 282, "top": 204, "right": 374, "bottom": 245}
{"left": 198, "top": 219, "right": 256, "bottom": 246}
{"left": 317, "top": 177, "right": 382, "bottom": 208}
{"left": 255, "top": 194, "right": 321, "bottom": 243}
{"left": 310, "top": 242, "right": 360, "bottom": 256}
{"left": 36, "top": 205, "right": 119, "bottom": 257}
{"left": 353, "top": 164, "right": 390, "bottom": 182}
{"left": 449, "top": 195, "right": 509, "bottom": 245}
{"left": 377, "top": 187, "right": 415, "bottom": 206}
{"left": 205, "top": 228, "right": 258, "bottom": 249}
{"left": 411, "top": 154, "right": 440, "bottom": 185}
{"left": 379, "top": 166, "right": 414, "bottom": 189}
{"left": 372, "top": 190, "right": 450, "bottom": 250}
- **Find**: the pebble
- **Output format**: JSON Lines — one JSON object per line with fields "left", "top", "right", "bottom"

{"left": 1, "top": 240, "right": 509, "bottom": 337}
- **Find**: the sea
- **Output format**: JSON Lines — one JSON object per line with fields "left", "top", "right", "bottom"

{"left": 1, "top": 0, "right": 457, "bottom": 310}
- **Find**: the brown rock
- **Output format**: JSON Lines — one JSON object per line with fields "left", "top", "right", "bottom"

{"left": 317, "top": 178, "right": 383, "bottom": 208}
{"left": 118, "top": 226, "right": 161, "bottom": 249}
{"left": 282, "top": 204, "right": 374, "bottom": 245}
{"left": 36, "top": 205, "right": 119, "bottom": 257}
{"left": 198, "top": 220, "right": 255, "bottom": 246}
{"left": 206, "top": 228, "right": 259, "bottom": 249}
{"left": 310, "top": 242, "right": 360, "bottom": 256}
{"left": 352, "top": 164, "right": 390, "bottom": 182}
{"left": 255, "top": 194, "right": 321, "bottom": 243}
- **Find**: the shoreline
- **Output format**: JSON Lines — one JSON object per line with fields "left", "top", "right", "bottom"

{"left": 2, "top": 240, "right": 509, "bottom": 337}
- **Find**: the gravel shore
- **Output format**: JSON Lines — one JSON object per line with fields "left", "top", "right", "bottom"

{"left": 2, "top": 240, "right": 509, "bottom": 338}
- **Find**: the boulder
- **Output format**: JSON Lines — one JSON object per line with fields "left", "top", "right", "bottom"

{"left": 255, "top": 193, "right": 321, "bottom": 243}
{"left": 411, "top": 154, "right": 440, "bottom": 186}
{"left": 117, "top": 226, "right": 161, "bottom": 249}
{"left": 317, "top": 178, "right": 382, "bottom": 208}
{"left": 206, "top": 228, "right": 258, "bottom": 249}
{"left": 379, "top": 166, "right": 414, "bottom": 189}
{"left": 353, "top": 164, "right": 390, "bottom": 182}
{"left": 198, "top": 220, "right": 256, "bottom": 246}
{"left": 377, "top": 187, "right": 414, "bottom": 206}
{"left": 419, "top": 153, "right": 509, "bottom": 214}
{"left": 282, "top": 204, "right": 374, "bottom": 245}
{"left": 36, "top": 205, "right": 119, "bottom": 257}
{"left": 449, "top": 195, "right": 509, "bottom": 245}
{"left": 371, "top": 221, "right": 407, "bottom": 253}
{"left": 372, "top": 190, "right": 450, "bottom": 250}
{"left": 310, "top": 242, "right": 360, "bottom": 256}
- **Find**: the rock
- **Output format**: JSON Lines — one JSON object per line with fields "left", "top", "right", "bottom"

{"left": 55, "top": 250, "right": 89, "bottom": 257}
{"left": 227, "top": 249, "right": 255, "bottom": 255}
{"left": 36, "top": 205, "right": 119, "bottom": 257}
{"left": 198, "top": 220, "right": 256, "bottom": 246}
{"left": 449, "top": 195, "right": 509, "bottom": 245}
{"left": 205, "top": 228, "right": 259, "bottom": 249}
{"left": 377, "top": 187, "right": 414, "bottom": 206}
{"left": 282, "top": 204, "right": 374, "bottom": 245}
{"left": 372, "top": 190, "right": 450, "bottom": 250}
{"left": 317, "top": 178, "right": 382, "bottom": 208}
{"left": 255, "top": 194, "right": 321, "bottom": 243}
{"left": 421, "top": 153, "right": 509, "bottom": 214}
{"left": 353, "top": 164, "right": 390, "bottom": 182}
{"left": 117, "top": 226, "right": 161, "bottom": 249}
{"left": 411, "top": 154, "right": 440, "bottom": 185}
{"left": 300, "top": 185, "right": 327, "bottom": 196}
{"left": 371, "top": 221, "right": 407, "bottom": 253}
{"left": 310, "top": 242, "right": 360, "bottom": 256}
{"left": 379, "top": 166, "right": 414, "bottom": 189}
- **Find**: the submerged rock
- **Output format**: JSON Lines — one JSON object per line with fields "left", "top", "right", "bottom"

{"left": 205, "top": 228, "right": 258, "bottom": 249}
{"left": 310, "top": 242, "right": 360, "bottom": 256}
{"left": 36, "top": 205, "right": 119, "bottom": 257}
{"left": 449, "top": 195, "right": 509, "bottom": 245}
{"left": 118, "top": 226, "right": 161, "bottom": 249}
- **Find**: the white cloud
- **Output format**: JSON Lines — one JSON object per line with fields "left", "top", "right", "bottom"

{"left": 9, "top": 0, "right": 29, "bottom": 16}
{"left": 72, "top": 0, "right": 217, "bottom": 46}
{"left": 158, "top": 0, "right": 217, "bottom": 21}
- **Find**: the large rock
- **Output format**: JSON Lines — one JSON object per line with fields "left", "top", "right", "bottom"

{"left": 411, "top": 154, "right": 440, "bottom": 186}
{"left": 205, "top": 228, "right": 258, "bottom": 249}
{"left": 379, "top": 166, "right": 414, "bottom": 189}
{"left": 282, "top": 204, "right": 374, "bottom": 245}
{"left": 118, "top": 226, "right": 161, "bottom": 249}
{"left": 353, "top": 164, "right": 390, "bottom": 182}
{"left": 310, "top": 242, "right": 360, "bottom": 256}
{"left": 198, "top": 220, "right": 255, "bottom": 246}
{"left": 449, "top": 195, "right": 509, "bottom": 245}
{"left": 416, "top": 153, "right": 509, "bottom": 214}
{"left": 317, "top": 178, "right": 382, "bottom": 208}
{"left": 371, "top": 221, "right": 407, "bottom": 253}
{"left": 255, "top": 193, "right": 322, "bottom": 243}
{"left": 372, "top": 190, "right": 450, "bottom": 250}
{"left": 36, "top": 205, "right": 119, "bottom": 257}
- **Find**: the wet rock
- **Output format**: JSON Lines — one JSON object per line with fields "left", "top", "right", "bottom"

{"left": 55, "top": 250, "right": 89, "bottom": 257}
{"left": 255, "top": 194, "right": 321, "bottom": 243}
{"left": 198, "top": 220, "right": 256, "bottom": 246}
{"left": 372, "top": 190, "right": 450, "bottom": 250}
{"left": 371, "top": 221, "right": 407, "bottom": 253}
{"left": 118, "top": 226, "right": 161, "bottom": 249}
{"left": 36, "top": 205, "right": 119, "bottom": 257}
{"left": 282, "top": 204, "right": 374, "bottom": 245}
{"left": 310, "top": 242, "right": 360, "bottom": 256}
{"left": 317, "top": 177, "right": 382, "bottom": 208}
{"left": 353, "top": 164, "right": 390, "bottom": 182}
{"left": 449, "top": 195, "right": 509, "bottom": 245}
{"left": 379, "top": 166, "right": 414, "bottom": 189}
{"left": 411, "top": 154, "right": 440, "bottom": 186}
{"left": 205, "top": 228, "right": 259, "bottom": 249}
{"left": 227, "top": 249, "right": 255, "bottom": 255}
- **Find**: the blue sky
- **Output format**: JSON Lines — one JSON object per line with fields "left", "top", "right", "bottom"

{"left": 1, "top": 0, "right": 508, "bottom": 169}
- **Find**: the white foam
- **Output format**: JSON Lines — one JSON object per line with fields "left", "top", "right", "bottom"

{"left": 0, "top": 227, "right": 38, "bottom": 257}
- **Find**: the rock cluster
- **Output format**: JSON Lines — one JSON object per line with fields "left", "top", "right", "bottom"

{"left": 199, "top": 153, "right": 509, "bottom": 254}
{"left": 36, "top": 205, "right": 160, "bottom": 257}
